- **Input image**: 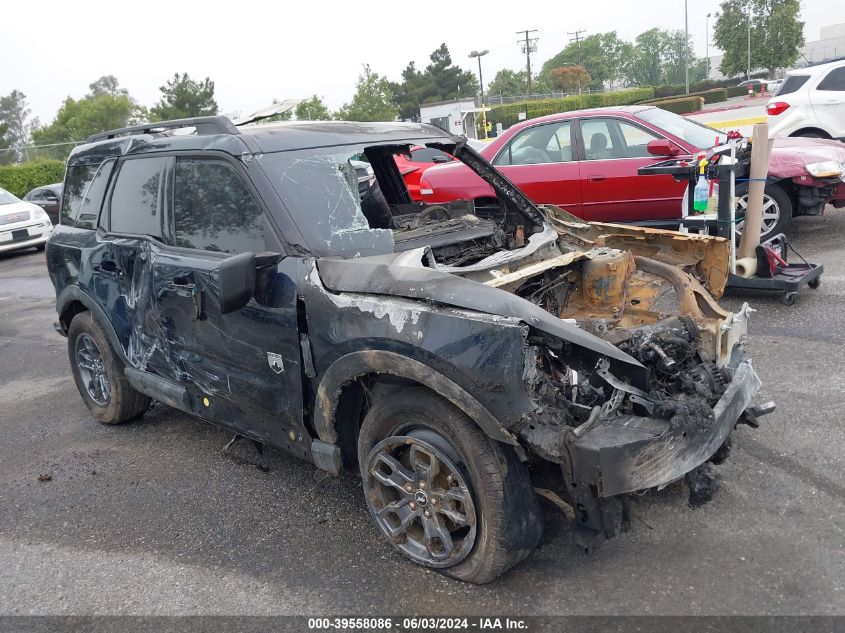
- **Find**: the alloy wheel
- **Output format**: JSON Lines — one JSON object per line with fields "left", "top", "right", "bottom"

{"left": 363, "top": 434, "right": 477, "bottom": 568}
{"left": 75, "top": 333, "right": 111, "bottom": 405}
{"left": 735, "top": 192, "right": 780, "bottom": 239}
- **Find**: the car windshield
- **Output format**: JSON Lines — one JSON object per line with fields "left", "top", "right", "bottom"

{"left": 258, "top": 144, "right": 395, "bottom": 257}
{"left": 637, "top": 107, "right": 722, "bottom": 149}
{"left": 0, "top": 188, "right": 20, "bottom": 205}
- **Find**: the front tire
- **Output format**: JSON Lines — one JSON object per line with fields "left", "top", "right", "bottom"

{"left": 358, "top": 387, "right": 542, "bottom": 584}
{"left": 67, "top": 312, "right": 150, "bottom": 424}
{"left": 735, "top": 182, "right": 793, "bottom": 243}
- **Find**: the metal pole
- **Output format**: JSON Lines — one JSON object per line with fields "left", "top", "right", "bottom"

{"left": 477, "top": 55, "right": 487, "bottom": 140}
{"left": 706, "top": 13, "right": 711, "bottom": 80}
{"left": 684, "top": 0, "right": 689, "bottom": 94}
{"left": 526, "top": 32, "right": 533, "bottom": 96}
{"left": 469, "top": 50, "right": 489, "bottom": 140}
{"left": 747, "top": 8, "right": 752, "bottom": 79}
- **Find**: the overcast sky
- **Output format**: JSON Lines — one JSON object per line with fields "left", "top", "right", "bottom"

{"left": 2, "top": 0, "right": 842, "bottom": 127}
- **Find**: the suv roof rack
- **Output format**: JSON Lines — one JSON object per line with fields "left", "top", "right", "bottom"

{"left": 86, "top": 115, "right": 239, "bottom": 143}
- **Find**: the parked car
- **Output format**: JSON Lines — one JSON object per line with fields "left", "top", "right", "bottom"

{"left": 766, "top": 59, "right": 845, "bottom": 141}
{"left": 23, "top": 182, "right": 63, "bottom": 224}
{"left": 0, "top": 186, "right": 54, "bottom": 254}
{"left": 47, "top": 116, "right": 767, "bottom": 583}
{"left": 419, "top": 105, "right": 845, "bottom": 241}
{"left": 394, "top": 145, "right": 455, "bottom": 201}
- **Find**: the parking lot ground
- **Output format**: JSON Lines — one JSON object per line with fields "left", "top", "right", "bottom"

{"left": 686, "top": 96, "right": 768, "bottom": 137}
{"left": 0, "top": 211, "right": 843, "bottom": 617}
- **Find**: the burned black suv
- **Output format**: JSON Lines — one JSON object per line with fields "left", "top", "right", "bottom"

{"left": 47, "top": 115, "right": 771, "bottom": 583}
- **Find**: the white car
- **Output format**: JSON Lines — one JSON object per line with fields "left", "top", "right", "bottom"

{"left": 766, "top": 59, "right": 845, "bottom": 140}
{"left": 0, "top": 187, "right": 54, "bottom": 254}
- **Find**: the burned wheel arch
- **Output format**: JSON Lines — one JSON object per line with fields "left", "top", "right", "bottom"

{"left": 313, "top": 350, "right": 520, "bottom": 455}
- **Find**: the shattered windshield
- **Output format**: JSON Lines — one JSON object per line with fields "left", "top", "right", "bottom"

{"left": 259, "top": 146, "right": 394, "bottom": 257}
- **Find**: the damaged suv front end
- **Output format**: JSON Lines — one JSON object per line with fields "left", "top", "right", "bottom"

{"left": 316, "top": 139, "right": 771, "bottom": 553}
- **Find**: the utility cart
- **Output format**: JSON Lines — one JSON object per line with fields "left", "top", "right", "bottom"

{"left": 638, "top": 141, "right": 822, "bottom": 305}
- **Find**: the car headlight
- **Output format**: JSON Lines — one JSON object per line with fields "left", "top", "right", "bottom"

{"left": 32, "top": 207, "right": 50, "bottom": 220}
{"left": 806, "top": 161, "right": 844, "bottom": 178}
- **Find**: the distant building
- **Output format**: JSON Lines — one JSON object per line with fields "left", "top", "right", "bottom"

{"left": 707, "top": 22, "right": 845, "bottom": 80}
{"left": 418, "top": 99, "right": 480, "bottom": 139}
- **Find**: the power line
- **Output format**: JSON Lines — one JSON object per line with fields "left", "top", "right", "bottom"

{"left": 567, "top": 29, "right": 587, "bottom": 66}
{"left": 516, "top": 29, "right": 539, "bottom": 95}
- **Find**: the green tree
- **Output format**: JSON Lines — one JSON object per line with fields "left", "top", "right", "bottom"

{"left": 389, "top": 44, "right": 478, "bottom": 121}
{"left": 425, "top": 43, "right": 478, "bottom": 101}
{"left": 622, "top": 28, "right": 699, "bottom": 86}
{"left": 88, "top": 75, "right": 128, "bottom": 98}
{"left": 389, "top": 61, "right": 433, "bottom": 121}
{"left": 487, "top": 69, "right": 528, "bottom": 98}
{"left": 336, "top": 65, "right": 398, "bottom": 122}
{"left": 150, "top": 73, "right": 218, "bottom": 121}
{"left": 599, "top": 33, "right": 635, "bottom": 89}
{"left": 0, "top": 91, "right": 37, "bottom": 163}
{"left": 713, "top": 0, "right": 804, "bottom": 79}
{"left": 662, "top": 30, "right": 699, "bottom": 85}
{"left": 32, "top": 78, "right": 142, "bottom": 160}
{"left": 624, "top": 28, "right": 666, "bottom": 86}
{"left": 540, "top": 34, "right": 607, "bottom": 89}
{"left": 0, "top": 121, "right": 12, "bottom": 166}
{"left": 295, "top": 95, "right": 331, "bottom": 120}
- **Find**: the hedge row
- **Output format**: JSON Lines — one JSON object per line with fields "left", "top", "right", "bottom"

{"left": 487, "top": 87, "right": 655, "bottom": 130}
{"left": 640, "top": 88, "right": 727, "bottom": 106}
{"left": 652, "top": 74, "right": 768, "bottom": 98}
{"left": 0, "top": 160, "right": 66, "bottom": 198}
{"left": 646, "top": 95, "right": 705, "bottom": 115}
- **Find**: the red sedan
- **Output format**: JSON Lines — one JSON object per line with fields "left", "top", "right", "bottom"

{"left": 419, "top": 105, "right": 845, "bottom": 240}
{"left": 394, "top": 145, "right": 455, "bottom": 201}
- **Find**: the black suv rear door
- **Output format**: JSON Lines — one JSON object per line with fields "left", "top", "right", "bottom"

{"left": 151, "top": 156, "right": 304, "bottom": 448}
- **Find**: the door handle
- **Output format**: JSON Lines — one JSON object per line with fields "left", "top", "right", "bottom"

{"left": 165, "top": 279, "right": 203, "bottom": 320}
{"left": 588, "top": 175, "right": 606, "bottom": 182}
{"left": 165, "top": 280, "right": 198, "bottom": 295}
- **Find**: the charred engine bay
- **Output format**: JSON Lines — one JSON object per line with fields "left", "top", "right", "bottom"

{"left": 387, "top": 200, "right": 734, "bottom": 427}
{"left": 386, "top": 199, "right": 533, "bottom": 267}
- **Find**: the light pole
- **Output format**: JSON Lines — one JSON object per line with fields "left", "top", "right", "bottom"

{"left": 706, "top": 13, "right": 711, "bottom": 80}
{"left": 747, "top": 7, "right": 752, "bottom": 79}
{"left": 684, "top": 0, "right": 689, "bottom": 94}
{"left": 469, "top": 49, "right": 489, "bottom": 139}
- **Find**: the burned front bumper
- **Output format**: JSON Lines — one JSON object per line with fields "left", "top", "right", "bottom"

{"left": 563, "top": 361, "right": 761, "bottom": 498}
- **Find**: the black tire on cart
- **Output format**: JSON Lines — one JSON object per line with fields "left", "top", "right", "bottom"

{"left": 358, "top": 386, "right": 542, "bottom": 584}
{"left": 67, "top": 312, "right": 151, "bottom": 424}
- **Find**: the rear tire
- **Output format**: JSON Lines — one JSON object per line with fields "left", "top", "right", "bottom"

{"left": 358, "top": 387, "right": 542, "bottom": 584}
{"left": 67, "top": 312, "right": 150, "bottom": 424}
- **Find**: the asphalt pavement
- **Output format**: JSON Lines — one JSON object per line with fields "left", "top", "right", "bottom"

{"left": 0, "top": 211, "right": 843, "bottom": 617}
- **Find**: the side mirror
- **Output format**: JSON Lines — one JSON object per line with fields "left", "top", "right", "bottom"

{"left": 647, "top": 139, "right": 681, "bottom": 157}
{"left": 219, "top": 251, "right": 256, "bottom": 314}
{"left": 45, "top": 196, "right": 59, "bottom": 204}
